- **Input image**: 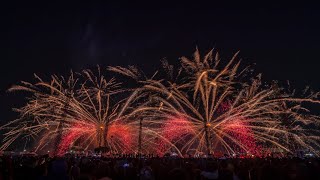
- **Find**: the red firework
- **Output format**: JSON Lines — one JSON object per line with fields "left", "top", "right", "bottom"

{"left": 57, "top": 121, "right": 95, "bottom": 156}
{"left": 223, "top": 119, "right": 261, "bottom": 156}
{"left": 108, "top": 122, "right": 134, "bottom": 153}
{"left": 156, "top": 116, "right": 195, "bottom": 156}
{"left": 57, "top": 121, "right": 135, "bottom": 156}
{"left": 215, "top": 101, "right": 261, "bottom": 156}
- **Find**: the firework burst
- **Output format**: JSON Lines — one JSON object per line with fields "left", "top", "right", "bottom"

{"left": 0, "top": 66, "right": 142, "bottom": 154}
{"left": 111, "top": 49, "right": 320, "bottom": 156}
{"left": 2, "top": 49, "right": 320, "bottom": 157}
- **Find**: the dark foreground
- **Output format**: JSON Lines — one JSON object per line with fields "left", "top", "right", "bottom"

{"left": 1, "top": 155, "right": 320, "bottom": 180}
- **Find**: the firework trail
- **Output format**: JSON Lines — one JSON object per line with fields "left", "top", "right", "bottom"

{"left": 0, "top": 66, "right": 142, "bottom": 155}
{"left": 110, "top": 49, "right": 320, "bottom": 156}
{"left": 2, "top": 49, "right": 320, "bottom": 157}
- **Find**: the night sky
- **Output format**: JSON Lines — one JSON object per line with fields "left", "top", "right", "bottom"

{"left": 1, "top": 2, "right": 320, "bottom": 122}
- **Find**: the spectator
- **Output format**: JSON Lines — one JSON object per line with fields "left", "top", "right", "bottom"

{"left": 200, "top": 161, "right": 219, "bottom": 179}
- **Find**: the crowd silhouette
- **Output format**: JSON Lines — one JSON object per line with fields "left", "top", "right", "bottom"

{"left": 1, "top": 153, "right": 320, "bottom": 180}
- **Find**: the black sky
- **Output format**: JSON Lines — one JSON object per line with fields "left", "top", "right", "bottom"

{"left": 1, "top": 2, "right": 320, "bottom": 122}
